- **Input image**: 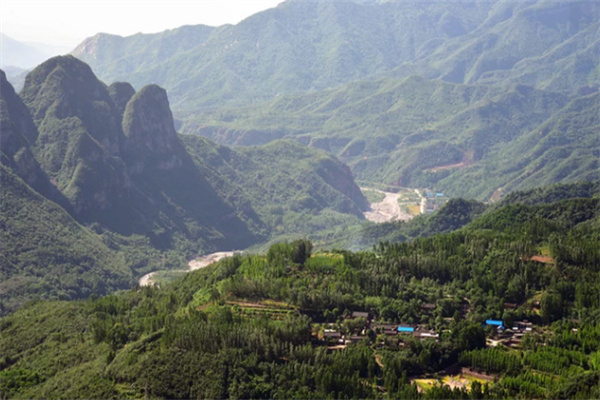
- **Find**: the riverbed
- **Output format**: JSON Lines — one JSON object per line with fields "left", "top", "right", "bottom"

{"left": 138, "top": 251, "right": 237, "bottom": 287}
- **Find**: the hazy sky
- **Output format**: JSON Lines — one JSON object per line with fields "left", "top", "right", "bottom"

{"left": 1, "top": 0, "right": 283, "bottom": 49}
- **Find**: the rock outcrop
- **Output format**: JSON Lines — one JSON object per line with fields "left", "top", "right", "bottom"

{"left": 19, "top": 56, "right": 132, "bottom": 218}
{"left": 108, "top": 82, "right": 135, "bottom": 117}
{"left": 122, "top": 84, "right": 186, "bottom": 174}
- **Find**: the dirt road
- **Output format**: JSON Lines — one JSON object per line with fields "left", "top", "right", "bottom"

{"left": 415, "top": 188, "right": 426, "bottom": 214}
{"left": 139, "top": 251, "right": 237, "bottom": 287}
{"left": 362, "top": 188, "right": 412, "bottom": 223}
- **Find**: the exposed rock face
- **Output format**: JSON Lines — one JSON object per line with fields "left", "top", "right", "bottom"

{"left": 5, "top": 56, "right": 367, "bottom": 252}
{"left": 122, "top": 84, "right": 186, "bottom": 174}
{"left": 21, "top": 56, "right": 124, "bottom": 156}
{"left": 315, "top": 157, "right": 369, "bottom": 214}
{"left": 1, "top": 70, "right": 37, "bottom": 162}
{"left": 18, "top": 56, "right": 132, "bottom": 218}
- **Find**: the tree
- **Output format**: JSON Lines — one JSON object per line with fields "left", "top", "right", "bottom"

{"left": 540, "top": 291, "right": 564, "bottom": 324}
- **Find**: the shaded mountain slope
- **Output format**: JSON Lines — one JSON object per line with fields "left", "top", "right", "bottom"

{"left": 0, "top": 165, "right": 133, "bottom": 314}
{"left": 13, "top": 56, "right": 264, "bottom": 249}
{"left": 182, "top": 136, "right": 368, "bottom": 240}
{"left": 0, "top": 70, "right": 67, "bottom": 207}
{"left": 0, "top": 57, "right": 369, "bottom": 313}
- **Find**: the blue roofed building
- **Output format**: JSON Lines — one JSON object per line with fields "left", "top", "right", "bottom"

{"left": 397, "top": 326, "right": 415, "bottom": 333}
{"left": 485, "top": 319, "right": 504, "bottom": 329}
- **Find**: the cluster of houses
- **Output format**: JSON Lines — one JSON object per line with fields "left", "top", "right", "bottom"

{"left": 485, "top": 319, "right": 533, "bottom": 348}
{"left": 421, "top": 191, "right": 447, "bottom": 214}
{"left": 320, "top": 311, "right": 440, "bottom": 347}
{"left": 319, "top": 310, "right": 536, "bottom": 350}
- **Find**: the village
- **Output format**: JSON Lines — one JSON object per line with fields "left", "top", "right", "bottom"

{"left": 315, "top": 305, "right": 540, "bottom": 392}
{"left": 317, "top": 307, "right": 535, "bottom": 351}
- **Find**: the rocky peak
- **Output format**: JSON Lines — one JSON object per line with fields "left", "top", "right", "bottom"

{"left": 122, "top": 84, "right": 186, "bottom": 173}
{"left": 108, "top": 82, "right": 135, "bottom": 117}
{"left": 20, "top": 55, "right": 124, "bottom": 156}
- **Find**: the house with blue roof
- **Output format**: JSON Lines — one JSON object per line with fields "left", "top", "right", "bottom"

{"left": 485, "top": 319, "right": 504, "bottom": 329}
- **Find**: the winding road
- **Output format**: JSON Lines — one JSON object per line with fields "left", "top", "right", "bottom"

{"left": 139, "top": 251, "right": 237, "bottom": 287}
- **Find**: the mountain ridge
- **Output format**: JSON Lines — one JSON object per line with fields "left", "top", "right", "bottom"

{"left": 0, "top": 57, "right": 369, "bottom": 313}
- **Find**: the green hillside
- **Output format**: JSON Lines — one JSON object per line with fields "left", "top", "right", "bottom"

{"left": 1, "top": 186, "right": 598, "bottom": 399}
{"left": 66, "top": 0, "right": 599, "bottom": 201}
{"left": 72, "top": 0, "right": 493, "bottom": 110}
{"left": 71, "top": 0, "right": 599, "bottom": 115}
{"left": 183, "top": 74, "right": 596, "bottom": 199}
{"left": 0, "top": 58, "right": 369, "bottom": 313}
{"left": 437, "top": 92, "right": 600, "bottom": 198}
{"left": 181, "top": 136, "right": 369, "bottom": 249}
{"left": 0, "top": 165, "right": 139, "bottom": 314}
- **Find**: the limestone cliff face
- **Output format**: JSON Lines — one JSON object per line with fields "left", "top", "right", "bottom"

{"left": 122, "top": 85, "right": 187, "bottom": 174}
{"left": 0, "top": 70, "right": 68, "bottom": 207}
{"left": 118, "top": 84, "right": 260, "bottom": 249}
{"left": 19, "top": 56, "right": 132, "bottom": 217}
{"left": 21, "top": 56, "right": 124, "bottom": 156}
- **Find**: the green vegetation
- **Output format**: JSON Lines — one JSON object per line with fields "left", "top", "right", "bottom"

{"left": 73, "top": 0, "right": 599, "bottom": 112}
{"left": 182, "top": 74, "right": 596, "bottom": 200}
{"left": 1, "top": 186, "right": 599, "bottom": 398}
{"left": 0, "top": 58, "right": 370, "bottom": 313}
{"left": 0, "top": 164, "right": 186, "bottom": 315}
{"left": 182, "top": 136, "right": 368, "bottom": 247}
{"left": 362, "top": 188, "right": 386, "bottom": 204}
{"left": 67, "top": 0, "right": 599, "bottom": 200}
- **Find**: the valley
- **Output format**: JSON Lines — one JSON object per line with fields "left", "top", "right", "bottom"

{"left": 1, "top": 0, "right": 599, "bottom": 398}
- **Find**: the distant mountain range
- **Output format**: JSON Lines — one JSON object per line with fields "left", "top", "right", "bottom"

{"left": 72, "top": 0, "right": 599, "bottom": 111}
{"left": 1, "top": 33, "right": 72, "bottom": 70}
{"left": 1, "top": 33, "right": 73, "bottom": 92}
{"left": 0, "top": 56, "right": 367, "bottom": 314}
{"left": 70, "top": 0, "right": 600, "bottom": 199}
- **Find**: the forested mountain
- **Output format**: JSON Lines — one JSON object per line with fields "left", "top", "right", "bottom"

{"left": 16, "top": 56, "right": 262, "bottom": 250}
{"left": 72, "top": 0, "right": 599, "bottom": 112}
{"left": 68, "top": 0, "right": 600, "bottom": 199}
{"left": 1, "top": 185, "right": 598, "bottom": 399}
{"left": 0, "top": 57, "right": 367, "bottom": 314}
{"left": 187, "top": 75, "right": 599, "bottom": 198}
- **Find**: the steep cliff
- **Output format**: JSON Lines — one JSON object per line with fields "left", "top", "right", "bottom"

{"left": 19, "top": 56, "right": 133, "bottom": 219}
{"left": 0, "top": 70, "right": 67, "bottom": 207}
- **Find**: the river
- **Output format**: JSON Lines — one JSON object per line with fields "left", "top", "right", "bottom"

{"left": 138, "top": 251, "right": 237, "bottom": 287}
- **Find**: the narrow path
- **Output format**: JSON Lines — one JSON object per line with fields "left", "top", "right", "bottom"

{"left": 362, "top": 188, "right": 412, "bottom": 223}
{"left": 139, "top": 251, "right": 237, "bottom": 287}
{"left": 414, "top": 188, "right": 426, "bottom": 214}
